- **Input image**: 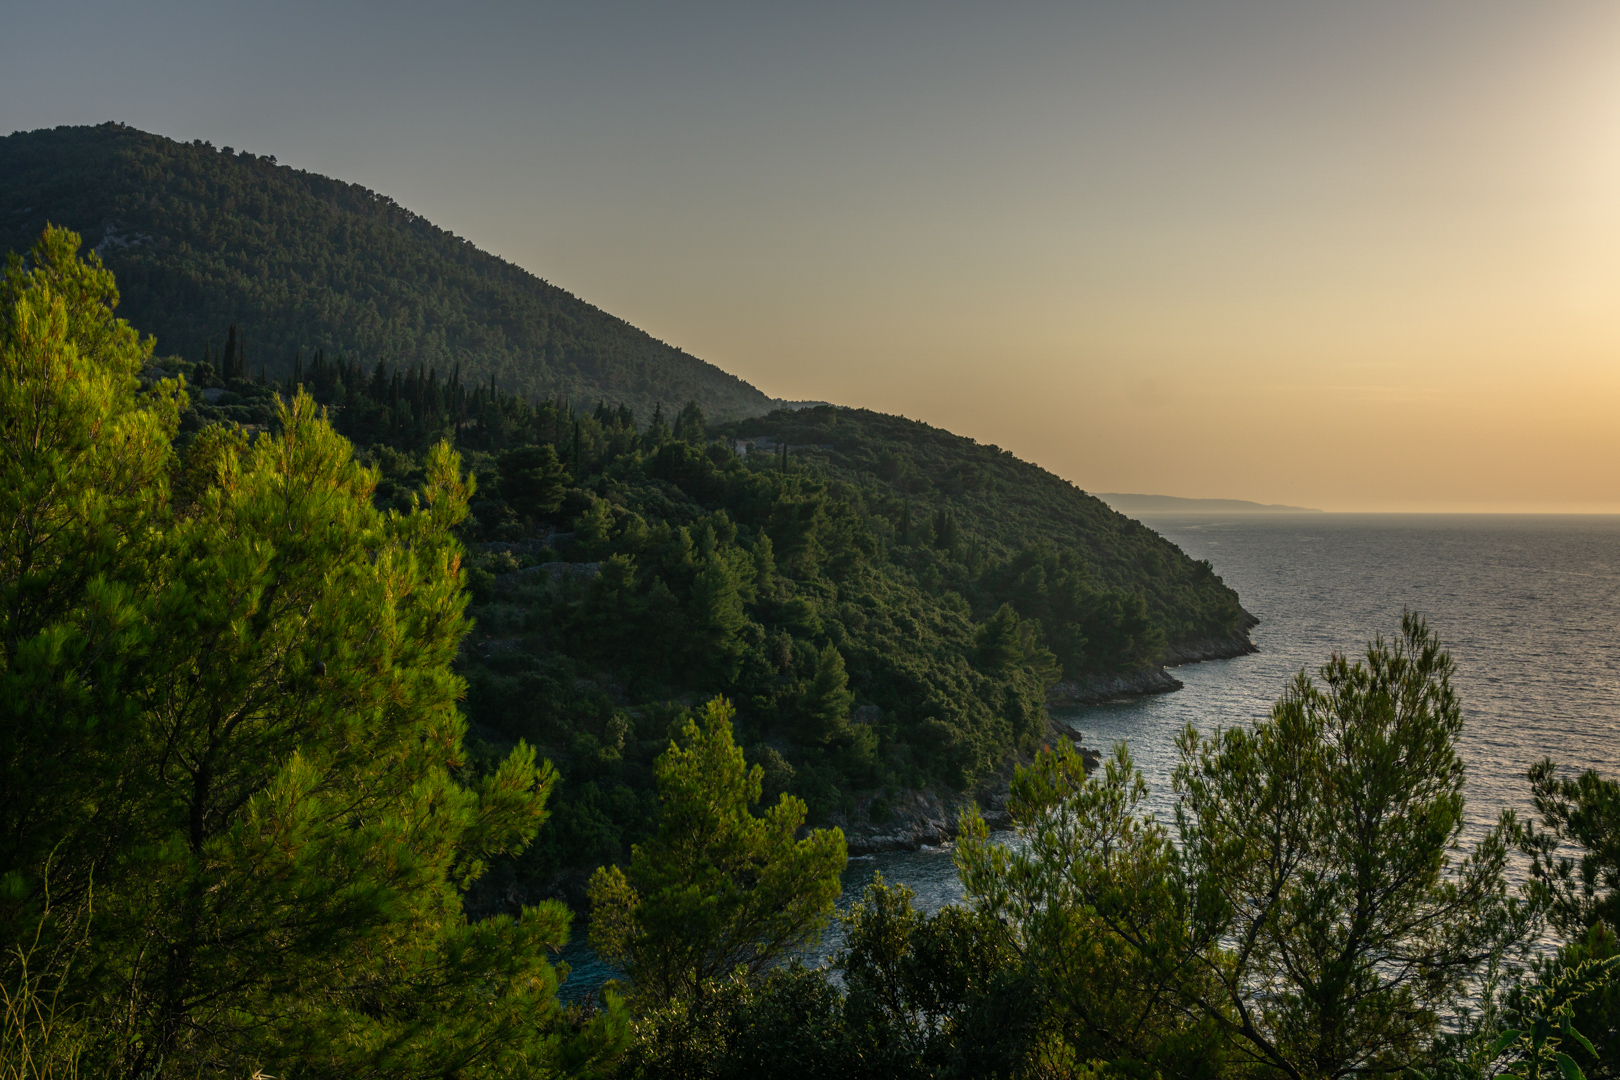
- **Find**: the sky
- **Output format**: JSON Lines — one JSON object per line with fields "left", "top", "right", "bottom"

{"left": 5, "top": 1, "right": 1620, "bottom": 512}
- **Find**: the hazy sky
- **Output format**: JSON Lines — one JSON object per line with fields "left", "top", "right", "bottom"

{"left": 5, "top": 1, "right": 1619, "bottom": 511}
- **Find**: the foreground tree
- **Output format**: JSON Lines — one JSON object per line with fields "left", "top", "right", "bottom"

{"left": 0, "top": 227, "right": 624, "bottom": 1078}
{"left": 1525, "top": 759, "right": 1620, "bottom": 940}
{"left": 838, "top": 874, "right": 1048, "bottom": 1078}
{"left": 1173, "top": 613, "right": 1524, "bottom": 1077}
{"left": 956, "top": 743, "right": 1223, "bottom": 1075}
{"left": 587, "top": 697, "right": 847, "bottom": 1004}
{"left": 957, "top": 614, "right": 1525, "bottom": 1079}
{"left": 1510, "top": 760, "right": 1620, "bottom": 1077}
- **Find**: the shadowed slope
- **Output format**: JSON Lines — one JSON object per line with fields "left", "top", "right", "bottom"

{"left": 0, "top": 122, "right": 775, "bottom": 420}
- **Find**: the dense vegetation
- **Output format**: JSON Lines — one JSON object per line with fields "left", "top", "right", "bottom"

{"left": 9, "top": 232, "right": 1617, "bottom": 1080}
{"left": 0, "top": 124, "right": 1252, "bottom": 895}
{"left": 0, "top": 123, "right": 775, "bottom": 420}
{"left": 136, "top": 310, "right": 1250, "bottom": 895}
{"left": 606, "top": 619, "right": 1620, "bottom": 1080}
{"left": 0, "top": 228, "right": 630, "bottom": 1075}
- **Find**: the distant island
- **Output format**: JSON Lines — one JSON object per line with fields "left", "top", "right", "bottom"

{"left": 1097, "top": 493, "right": 1324, "bottom": 514}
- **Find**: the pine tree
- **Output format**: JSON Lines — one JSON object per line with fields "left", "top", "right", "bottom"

{"left": 574, "top": 492, "right": 616, "bottom": 556}
{"left": 674, "top": 400, "right": 706, "bottom": 444}
{"left": 498, "top": 443, "right": 571, "bottom": 522}
{"left": 801, "top": 643, "right": 853, "bottom": 744}
{"left": 220, "top": 323, "right": 238, "bottom": 381}
{"left": 688, "top": 556, "right": 749, "bottom": 683}
{"left": 587, "top": 697, "right": 846, "bottom": 1004}
{"left": 0, "top": 228, "right": 627, "bottom": 1078}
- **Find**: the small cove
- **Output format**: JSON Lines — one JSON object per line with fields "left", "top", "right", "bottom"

{"left": 556, "top": 513, "right": 1620, "bottom": 1001}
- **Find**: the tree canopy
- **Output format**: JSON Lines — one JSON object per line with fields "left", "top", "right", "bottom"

{"left": 0, "top": 227, "right": 623, "bottom": 1078}
{"left": 954, "top": 614, "right": 1526, "bottom": 1079}
{"left": 588, "top": 698, "right": 846, "bottom": 1005}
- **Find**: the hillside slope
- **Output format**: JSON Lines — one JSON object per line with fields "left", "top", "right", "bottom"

{"left": 0, "top": 123, "right": 775, "bottom": 420}
{"left": 720, "top": 407, "right": 1255, "bottom": 656}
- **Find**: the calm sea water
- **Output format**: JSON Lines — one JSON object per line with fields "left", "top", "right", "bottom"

{"left": 1098, "top": 514, "right": 1620, "bottom": 835}
{"left": 559, "top": 514, "right": 1620, "bottom": 998}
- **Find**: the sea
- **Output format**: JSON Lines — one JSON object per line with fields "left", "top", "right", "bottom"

{"left": 556, "top": 513, "right": 1620, "bottom": 999}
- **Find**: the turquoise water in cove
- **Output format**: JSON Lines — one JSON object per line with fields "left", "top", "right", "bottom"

{"left": 557, "top": 514, "right": 1620, "bottom": 1000}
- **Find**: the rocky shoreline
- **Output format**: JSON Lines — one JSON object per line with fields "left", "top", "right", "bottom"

{"left": 830, "top": 716, "right": 1103, "bottom": 856}
{"left": 834, "top": 614, "right": 1259, "bottom": 855}
{"left": 522, "top": 614, "right": 1262, "bottom": 879}
{"left": 1046, "top": 667, "right": 1185, "bottom": 706}
{"left": 1045, "top": 610, "right": 1259, "bottom": 707}
{"left": 1163, "top": 609, "right": 1261, "bottom": 665}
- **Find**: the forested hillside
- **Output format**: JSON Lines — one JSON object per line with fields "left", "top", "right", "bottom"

{"left": 0, "top": 122, "right": 775, "bottom": 420}
{"left": 0, "top": 111, "right": 1259, "bottom": 895}
{"left": 720, "top": 407, "right": 1252, "bottom": 655}
{"left": 149, "top": 334, "right": 1255, "bottom": 899}
{"left": 9, "top": 218, "right": 1616, "bottom": 1080}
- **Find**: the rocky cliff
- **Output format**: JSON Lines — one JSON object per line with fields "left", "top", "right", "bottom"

{"left": 1046, "top": 610, "right": 1259, "bottom": 706}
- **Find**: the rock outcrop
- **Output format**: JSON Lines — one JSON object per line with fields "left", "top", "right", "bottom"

{"left": 831, "top": 717, "right": 1101, "bottom": 856}
{"left": 1162, "top": 610, "right": 1261, "bottom": 665}
{"left": 1046, "top": 610, "right": 1260, "bottom": 706}
{"left": 1046, "top": 667, "right": 1185, "bottom": 706}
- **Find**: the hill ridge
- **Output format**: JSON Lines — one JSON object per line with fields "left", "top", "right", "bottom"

{"left": 0, "top": 122, "right": 777, "bottom": 421}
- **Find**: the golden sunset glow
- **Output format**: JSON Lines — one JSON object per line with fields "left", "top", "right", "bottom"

{"left": 5, "top": 2, "right": 1620, "bottom": 510}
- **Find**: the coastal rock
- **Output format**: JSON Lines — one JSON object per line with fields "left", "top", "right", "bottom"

{"left": 832, "top": 716, "right": 1100, "bottom": 856}
{"left": 1047, "top": 667, "right": 1184, "bottom": 705}
{"left": 1046, "top": 610, "right": 1260, "bottom": 706}
{"left": 1049, "top": 716, "right": 1103, "bottom": 771}
{"left": 829, "top": 789, "right": 964, "bottom": 855}
{"left": 1162, "top": 610, "right": 1261, "bottom": 665}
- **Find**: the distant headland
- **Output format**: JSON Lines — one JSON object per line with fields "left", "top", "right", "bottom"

{"left": 1097, "top": 493, "right": 1324, "bottom": 514}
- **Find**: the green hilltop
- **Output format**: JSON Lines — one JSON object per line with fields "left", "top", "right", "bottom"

{"left": 722, "top": 407, "right": 1253, "bottom": 652}
{"left": 0, "top": 122, "right": 774, "bottom": 420}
